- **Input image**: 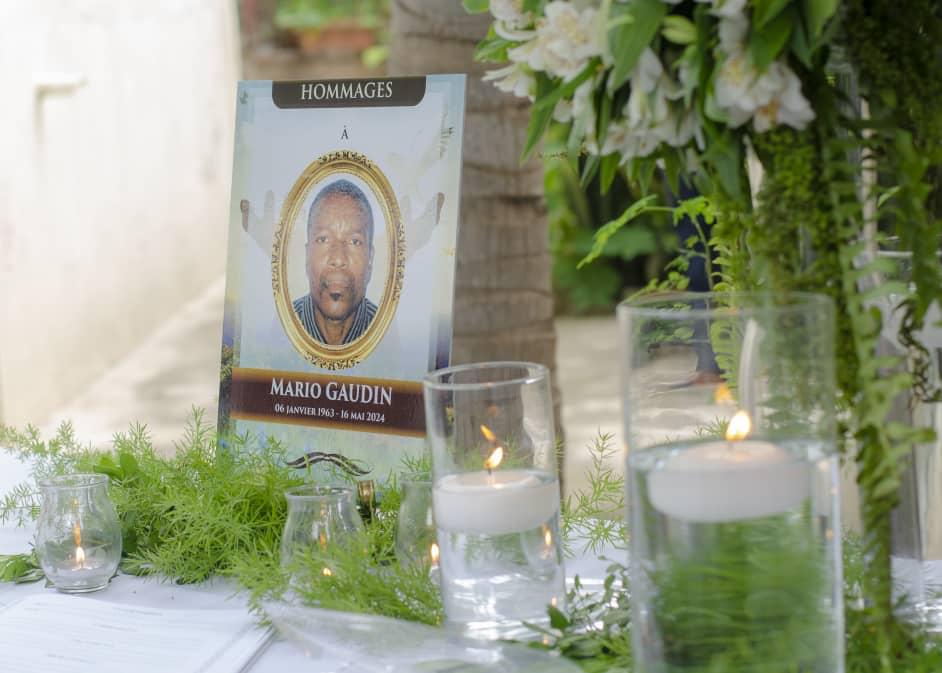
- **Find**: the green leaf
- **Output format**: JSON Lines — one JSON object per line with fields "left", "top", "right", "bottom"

{"left": 801, "top": 0, "right": 838, "bottom": 39}
{"left": 789, "top": 11, "right": 812, "bottom": 68}
{"left": 607, "top": 224, "right": 658, "bottom": 260}
{"left": 609, "top": 0, "right": 667, "bottom": 88}
{"left": 704, "top": 132, "right": 744, "bottom": 200}
{"left": 522, "top": 0, "right": 541, "bottom": 12}
{"left": 524, "top": 66, "right": 594, "bottom": 161}
{"left": 522, "top": 74, "right": 557, "bottom": 161}
{"left": 474, "top": 35, "right": 512, "bottom": 63}
{"left": 580, "top": 154, "right": 601, "bottom": 188}
{"left": 749, "top": 6, "right": 794, "bottom": 71}
{"left": 599, "top": 154, "right": 620, "bottom": 194}
{"left": 119, "top": 450, "right": 140, "bottom": 479}
{"left": 578, "top": 195, "right": 659, "bottom": 268}
{"left": 533, "top": 67, "right": 594, "bottom": 114}
{"left": 662, "top": 15, "right": 696, "bottom": 45}
{"left": 876, "top": 186, "right": 901, "bottom": 210}
{"left": 548, "top": 604, "right": 571, "bottom": 630}
{"left": 752, "top": 0, "right": 791, "bottom": 30}
{"left": 462, "top": 0, "right": 489, "bottom": 14}
{"left": 595, "top": 89, "right": 613, "bottom": 151}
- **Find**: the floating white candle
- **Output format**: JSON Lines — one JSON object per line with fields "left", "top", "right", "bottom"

{"left": 433, "top": 469, "right": 560, "bottom": 535}
{"left": 647, "top": 411, "right": 810, "bottom": 523}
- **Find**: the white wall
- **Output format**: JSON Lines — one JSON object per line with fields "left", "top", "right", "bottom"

{"left": 0, "top": 1, "right": 240, "bottom": 425}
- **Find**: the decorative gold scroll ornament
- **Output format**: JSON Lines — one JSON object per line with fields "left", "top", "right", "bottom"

{"left": 272, "top": 150, "right": 404, "bottom": 370}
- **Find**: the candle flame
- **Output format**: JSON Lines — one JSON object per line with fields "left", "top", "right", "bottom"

{"left": 72, "top": 521, "right": 86, "bottom": 568}
{"left": 430, "top": 542, "right": 440, "bottom": 564}
{"left": 713, "top": 383, "right": 733, "bottom": 404}
{"left": 484, "top": 446, "right": 504, "bottom": 471}
{"left": 725, "top": 411, "right": 752, "bottom": 441}
{"left": 543, "top": 526, "right": 553, "bottom": 547}
{"left": 480, "top": 425, "right": 497, "bottom": 442}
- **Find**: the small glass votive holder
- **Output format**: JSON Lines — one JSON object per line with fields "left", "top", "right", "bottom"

{"left": 423, "top": 361, "right": 564, "bottom": 641}
{"left": 280, "top": 486, "right": 364, "bottom": 570}
{"left": 394, "top": 479, "right": 438, "bottom": 574}
{"left": 36, "top": 474, "right": 122, "bottom": 593}
{"left": 619, "top": 292, "right": 843, "bottom": 673}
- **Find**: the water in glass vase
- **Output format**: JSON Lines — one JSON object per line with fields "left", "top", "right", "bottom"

{"left": 434, "top": 469, "right": 565, "bottom": 640}
{"left": 628, "top": 439, "right": 844, "bottom": 673}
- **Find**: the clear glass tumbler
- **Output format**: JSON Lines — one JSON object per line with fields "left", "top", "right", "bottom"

{"left": 619, "top": 292, "right": 843, "bottom": 673}
{"left": 424, "top": 361, "right": 564, "bottom": 641}
{"left": 36, "top": 474, "right": 122, "bottom": 593}
{"left": 280, "top": 486, "right": 364, "bottom": 569}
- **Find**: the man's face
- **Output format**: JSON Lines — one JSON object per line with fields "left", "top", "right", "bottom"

{"left": 305, "top": 193, "right": 373, "bottom": 322}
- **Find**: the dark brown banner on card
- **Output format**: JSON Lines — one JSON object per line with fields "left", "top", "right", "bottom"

{"left": 228, "top": 367, "right": 425, "bottom": 437}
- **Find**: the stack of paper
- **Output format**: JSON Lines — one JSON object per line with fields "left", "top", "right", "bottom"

{"left": 0, "top": 594, "right": 270, "bottom": 673}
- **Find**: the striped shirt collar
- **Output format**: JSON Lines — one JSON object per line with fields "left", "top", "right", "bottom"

{"left": 293, "top": 294, "right": 377, "bottom": 345}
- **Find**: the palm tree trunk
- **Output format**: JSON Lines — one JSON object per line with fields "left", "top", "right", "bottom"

{"left": 388, "top": 1, "right": 562, "bottom": 450}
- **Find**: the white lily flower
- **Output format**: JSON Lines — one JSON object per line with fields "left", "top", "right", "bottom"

{"left": 717, "top": 14, "right": 749, "bottom": 54}
{"left": 713, "top": 52, "right": 763, "bottom": 126}
{"left": 632, "top": 48, "right": 666, "bottom": 94}
{"left": 752, "top": 63, "right": 815, "bottom": 131}
{"left": 696, "top": 0, "right": 748, "bottom": 18}
{"left": 714, "top": 54, "right": 815, "bottom": 131}
{"left": 490, "top": 0, "right": 532, "bottom": 29}
{"left": 525, "top": 1, "right": 603, "bottom": 81}
{"left": 600, "top": 120, "right": 631, "bottom": 156}
{"left": 483, "top": 63, "right": 535, "bottom": 100}
{"left": 507, "top": 38, "right": 538, "bottom": 65}
{"left": 553, "top": 97, "right": 573, "bottom": 123}
{"left": 493, "top": 22, "right": 536, "bottom": 41}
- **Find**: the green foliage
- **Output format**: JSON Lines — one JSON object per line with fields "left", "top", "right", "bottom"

{"left": 608, "top": 0, "right": 667, "bottom": 89}
{"left": 234, "top": 490, "right": 444, "bottom": 625}
{"left": 274, "top": 0, "right": 387, "bottom": 30}
{"left": 0, "top": 410, "right": 305, "bottom": 584}
{"left": 529, "top": 563, "right": 632, "bottom": 672}
{"left": 578, "top": 196, "right": 665, "bottom": 269}
{"left": 524, "top": 68, "right": 596, "bottom": 160}
{"left": 749, "top": 6, "right": 795, "bottom": 71}
{"left": 646, "top": 515, "right": 836, "bottom": 672}
{"left": 462, "top": 0, "right": 489, "bottom": 13}
{"left": 0, "top": 551, "right": 43, "bottom": 583}
{"left": 560, "top": 433, "right": 627, "bottom": 557}
{"left": 544, "top": 131, "right": 674, "bottom": 313}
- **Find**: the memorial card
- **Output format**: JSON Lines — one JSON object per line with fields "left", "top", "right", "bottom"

{"left": 218, "top": 75, "right": 466, "bottom": 477}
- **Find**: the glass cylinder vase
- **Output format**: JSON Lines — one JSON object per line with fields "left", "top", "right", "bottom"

{"left": 424, "top": 361, "right": 564, "bottom": 641}
{"left": 36, "top": 474, "right": 122, "bottom": 593}
{"left": 619, "top": 292, "right": 843, "bottom": 673}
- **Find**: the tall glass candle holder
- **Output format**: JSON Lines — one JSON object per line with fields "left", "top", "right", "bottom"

{"left": 424, "top": 362, "right": 564, "bottom": 641}
{"left": 36, "top": 474, "right": 122, "bottom": 593}
{"left": 619, "top": 292, "right": 843, "bottom": 673}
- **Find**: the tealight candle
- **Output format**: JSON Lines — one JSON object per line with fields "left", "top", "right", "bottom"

{"left": 646, "top": 411, "right": 810, "bottom": 523}
{"left": 35, "top": 474, "right": 122, "bottom": 593}
{"left": 433, "top": 468, "right": 560, "bottom": 535}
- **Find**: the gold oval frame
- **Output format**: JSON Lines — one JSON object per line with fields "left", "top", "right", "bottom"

{"left": 272, "top": 150, "right": 404, "bottom": 370}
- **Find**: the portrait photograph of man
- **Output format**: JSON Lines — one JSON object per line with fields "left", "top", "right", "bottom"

{"left": 292, "top": 179, "right": 378, "bottom": 346}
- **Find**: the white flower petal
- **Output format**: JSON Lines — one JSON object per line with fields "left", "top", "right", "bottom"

{"left": 490, "top": 0, "right": 532, "bottom": 29}
{"left": 493, "top": 22, "right": 536, "bottom": 41}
